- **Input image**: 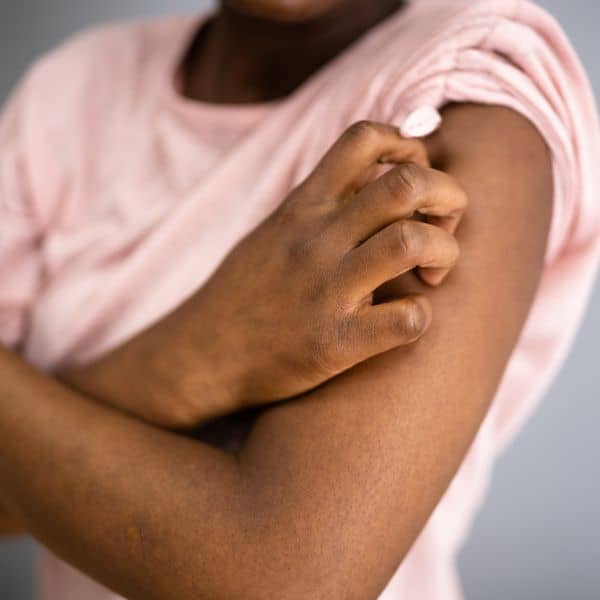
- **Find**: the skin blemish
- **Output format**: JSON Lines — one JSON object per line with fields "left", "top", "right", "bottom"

{"left": 124, "top": 524, "right": 145, "bottom": 558}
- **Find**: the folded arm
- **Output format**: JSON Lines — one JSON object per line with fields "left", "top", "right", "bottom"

{"left": 0, "top": 103, "right": 553, "bottom": 599}
{"left": 0, "top": 501, "right": 24, "bottom": 537}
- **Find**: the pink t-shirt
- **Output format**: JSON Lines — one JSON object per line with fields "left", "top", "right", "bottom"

{"left": 1, "top": 0, "right": 599, "bottom": 598}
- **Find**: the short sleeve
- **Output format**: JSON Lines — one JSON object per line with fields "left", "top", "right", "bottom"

{"left": 384, "top": 0, "right": 600, "bottom": 267}
{"left": 0, "top": 74, "right": 45, "bottom": 350}
{"left": 380, "top": 0, "right": 600, "bottom": 443}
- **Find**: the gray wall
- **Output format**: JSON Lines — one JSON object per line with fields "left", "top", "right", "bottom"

{"left": 0, "top": 1, "right": 598, "bottom": 599}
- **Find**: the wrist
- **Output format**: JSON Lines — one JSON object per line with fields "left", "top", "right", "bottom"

{"left": 145, "top": 307, "right": 245, "bottom": 428}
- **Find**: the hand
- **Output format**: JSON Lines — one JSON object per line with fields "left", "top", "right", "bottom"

{"left": 159, "top": 121, "right": 466, "bottom": 416}
{"left": 62, "top": 121, "right": 467, "bottom": 428}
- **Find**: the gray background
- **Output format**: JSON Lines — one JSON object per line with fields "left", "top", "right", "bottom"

{"left": 0, "top": 1, "right": 598, "bottom": 598}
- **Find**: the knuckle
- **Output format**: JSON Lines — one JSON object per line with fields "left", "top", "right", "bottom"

{"left": 393, "top": 162, "right": 422, "bottom": 200}
{"left": 392, "top": 301, "right": 426, "bottom": 341}
{"left": 307, "top": 317, "right": 346, "bottom": 376}
{"left": 356, "top": 312, "right": 378, "bottom": 347}
{"left": 345, "top": 120, "right": 380, "bottom": 145}
{"left": 288, "top": 237, "right": 319, "bottom": 266}
{"left": 382, "top": 168, "right": 407, "bottom": 199}
{"left": 394, "top": 220, "right": 419, "bottom": 256}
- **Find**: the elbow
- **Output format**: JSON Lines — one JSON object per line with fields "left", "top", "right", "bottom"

{"left": 227, "top": 514, "right": 389, "bottom": 599}
{"left": 160, "top": 512, "right": 391, "bottom": 600}
{"left": 221, "top": 471, "right": 398, "bottom": 599}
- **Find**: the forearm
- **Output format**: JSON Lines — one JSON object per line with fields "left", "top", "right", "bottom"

{"left": 59, "top": 292, "right": 236, "bottom": 429}
{"left": 0, "top": 300, "right": 514, "bottom": 600}
{"left": 0, "top": 347, "right": 251, "bottom": 600}
{"left": 0, "top": 104, "right": 553, "bottom": 600}
{"left": 0, "top": 497, "right": 25, "bottom": 537}
{"left": 1, "top": 341, "right": 440, "bottom": 600}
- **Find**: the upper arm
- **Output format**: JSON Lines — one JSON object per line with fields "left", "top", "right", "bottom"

{"left": 237, "top": 102, "right": 553, "bottom": 598}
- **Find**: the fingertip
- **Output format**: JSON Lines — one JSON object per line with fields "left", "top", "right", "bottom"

{"left": 418, "top": 266, "right": 448, "bottom": 287}
{"left": 446, "top": 217, "right": 460, "bottom": 236}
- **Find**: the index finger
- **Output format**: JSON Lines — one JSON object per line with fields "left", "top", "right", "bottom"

{"left": 331, "top": 163, "right": 468, "bottom": 247}
{"left": 304, "top": 120, "right": 430, "bottom": 199}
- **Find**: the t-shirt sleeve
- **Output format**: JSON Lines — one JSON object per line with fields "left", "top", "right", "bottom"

{"left": 385, "top": 0, "right": 600, "bottom": 266}
{"left": 381, "top": 0, "right": 600, "bottom": 444}
{"left": 0, "top": 72, "right": 47, "bottom": 351}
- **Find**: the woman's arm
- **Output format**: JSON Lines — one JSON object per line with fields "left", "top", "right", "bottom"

{"left": 0, "top": 103, "right": 552, "bottom": 599}
{"left": 60, "top": 122, "right": 463, "bottom": 430}
{"left": 0, "top": 501, "right": 24, "bottom": 537}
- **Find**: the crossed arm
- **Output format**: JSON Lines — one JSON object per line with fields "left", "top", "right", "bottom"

{"left": 0, "top": 103, "right": 553, "bottom": 599}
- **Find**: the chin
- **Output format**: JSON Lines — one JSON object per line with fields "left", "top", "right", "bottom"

{"left": 224, "top": 0, "right": 345, "bottom": 22}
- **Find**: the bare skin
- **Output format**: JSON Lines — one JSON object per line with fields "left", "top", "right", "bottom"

{"left": 60, "top": 1, "right": 464, "bottom": 431}
{"left": 0, "top": 104, "right": 552, "bottom": 599}
{"left": 0, "top": 0, "right": 554, "bottom": 597}
{"left": 185, "top": 0, "right": 408, "bottom": 103}
{"left": 62, "top": 124, "right": 465, "bottom": 429}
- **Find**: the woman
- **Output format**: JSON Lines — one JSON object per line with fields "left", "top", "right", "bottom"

{"left": 0, "top": 0, "right": 598, "bottom": 598}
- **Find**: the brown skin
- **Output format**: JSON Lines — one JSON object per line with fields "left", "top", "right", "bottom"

{"left": 0, "top": 0, "right": 554, "bottom": 597}
{"left": 0, "top": 498, "right": 23, "bottom": 537}
{"left": 61, "top": 2, "right": 464, "bottom": 430}
{"left": 0, "top": 104, "right": 552, "bottom": 598}
{"left": 184, "top": 0, "right": 406, "bottom": 103}
{"left": 2, "top": 0, "right": 422, "bottom": 535}
{"left": 63, "top": 124, "right": 465, "bottom": 429}
{"left": 0, "top": 105, "right": 552, "bottom": 600}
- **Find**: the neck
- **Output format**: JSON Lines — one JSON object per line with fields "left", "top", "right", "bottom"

{"left": 183, "top": 0, "right": 406, "bottom": 104}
